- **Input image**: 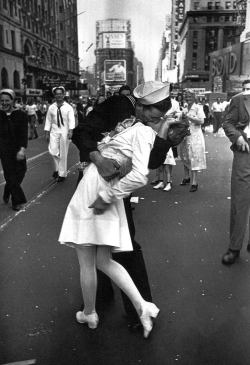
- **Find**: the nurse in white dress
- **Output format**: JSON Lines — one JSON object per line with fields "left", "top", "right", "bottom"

{"left": 59, "top": 81, "right": 174, "bottom": 338}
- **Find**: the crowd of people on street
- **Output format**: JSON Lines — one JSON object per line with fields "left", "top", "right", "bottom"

{"left": 1, "top": 78, "right": 250, "bottom": 340}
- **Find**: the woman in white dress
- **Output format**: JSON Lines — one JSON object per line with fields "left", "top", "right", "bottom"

{"left": 59, "top": 83, "right": 174, "bottom": 338}
{"left": 179, "top": 91, "right": 206, "bottom": 192}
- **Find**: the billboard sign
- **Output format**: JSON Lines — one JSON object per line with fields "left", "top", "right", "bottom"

{"left": 104, "top": 60, "right": 126, "bottom": 82}
{"left": 102, "top": 32, "right": 126, "bottom": 48}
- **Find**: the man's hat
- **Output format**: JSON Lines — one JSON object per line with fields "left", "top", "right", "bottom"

{"left": 0, "top": 88, "right": 15, "bottom": 100}
{"left": 52, "top": 86, "right": 65, "bottom": 94}
{"left": 133, "top": 81, "right": 170, "bottom": 105}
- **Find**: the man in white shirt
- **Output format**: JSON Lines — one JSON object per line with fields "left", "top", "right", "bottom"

{"left": 26, "top": 99, "right": 38, "bottom": 139}
{"left": 211, "top": 97, "right": 224, "bottom": 133}
{"left": 44, "top": 86, "right": 75, "bottom": 182}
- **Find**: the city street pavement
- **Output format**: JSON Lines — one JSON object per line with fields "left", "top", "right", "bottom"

{"left": 1, "top": 128, "right": 250, "bottom": 365}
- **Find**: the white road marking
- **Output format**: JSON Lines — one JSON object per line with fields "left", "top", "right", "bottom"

{"left": 0, "top": 162, "right": 79, "bottom": 232}
{"left": 0, "top": 151, "right": 49, "bottom": 175}
{"left": 1, "top": 360, "right": 37, "bottom": 365}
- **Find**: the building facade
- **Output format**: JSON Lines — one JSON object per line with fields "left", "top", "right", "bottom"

{"left": 0, "top": 0, "right": 79, "bottom": 100}
{"left": 209, "top": 0, "right": 250, "bottom": 93}
{"left": 95, "top": 18, "right": 140, "bottom": 94}
{"left": 178, "top": 0, "right": 241, "bottom": 89}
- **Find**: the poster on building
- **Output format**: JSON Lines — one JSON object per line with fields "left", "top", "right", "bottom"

{"left": 102, "top": 33, "right": 126, "bottom": 48}
{"left": 104, "top": 60, "right": 126, "bottom": 82}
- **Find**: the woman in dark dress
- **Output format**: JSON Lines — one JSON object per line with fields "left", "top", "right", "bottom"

{"left": 0, "top": 89, "right": 28, "bottom": 211}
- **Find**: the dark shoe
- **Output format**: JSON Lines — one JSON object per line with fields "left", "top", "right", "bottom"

{"left": 57, "top": 176, "right": 66, "bottom": 182}
{"left": 3, "top": 194, "right": 10, "bottom": 204}
{"left": 150, "top": 180, "right": 160, "bottom": 186}
{"left": 12, "top": 204, "right": 24, "bottom": 211}
{"left": 52, "top": 171, "right": 58, "bottom": 179}
{"left": 189, "top": 184, "right": 198, "bottom": 192}
{"left": 222, "top": 250, "right": 240, "bottom": 265}
{"left": 247, "top": 244, "right": 250, "bottom": 252}
{"left": 180, "top": 178, "right": 190, "bottom": 185}
{"left": 128, "top": 321, "right": 143, "bottom": 332}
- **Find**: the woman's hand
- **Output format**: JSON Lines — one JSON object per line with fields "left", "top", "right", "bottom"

{"left": 68, "top": 129, "right": 73, "bottom": 140}
{"left": 157, "top": 114, "right": 179, "bottom": 139}
{"left": 16, "top": 148, "right": 26, "bottom": 160}
{"left": 89, "top": 196, "right": 109, "bottom": 214}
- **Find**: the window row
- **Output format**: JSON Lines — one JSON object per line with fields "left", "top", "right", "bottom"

{"left": 1, "top": 68, "right": 20, "bottom": 89}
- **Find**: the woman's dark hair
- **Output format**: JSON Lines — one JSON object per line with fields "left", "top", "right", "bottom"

{"left": 144, "top": 96, "right": 172, "bottom": 113}
{"left": 119, "top": 85, "right": 131, "bottom": 94}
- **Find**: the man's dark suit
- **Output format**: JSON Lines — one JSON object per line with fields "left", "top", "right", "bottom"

{"left": 223, "top": 93, "right": 250, "bottom": 251}
{"left": 0, "top": 109, "right": 28, "bottom": 205}
{"left": 72, "top": 95, "right": 172, "bottom": 325}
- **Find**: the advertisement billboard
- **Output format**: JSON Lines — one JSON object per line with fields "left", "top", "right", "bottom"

{"left": 102, "top": 33, "right": 126, "bottom": 48}
{"left": 104, "top": 60, "right": 126, "bottom": 82}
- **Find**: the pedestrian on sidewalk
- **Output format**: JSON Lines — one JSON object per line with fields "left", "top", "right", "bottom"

{"left": 179, "top": 89, "right": 206, "bottom": 192}
{"left": 221, "top": 79, "right": 250, "bottom": 265}
{"left": 211, "top": 97, "right": 224, "bottom": 134}
{"left": 152, "top": 89, "right": 181, "bottom": 191}
{"left": 0, "top": 89, "right": 28, "bottom": 211}
{"left": 44, "top": 86, "right": 75, "bottom": 182}
{"left": 152, "top": 148, "right": 176, "bottom": 191}
{"left": 25, "top": 98, "right": 38, "bottom": 139}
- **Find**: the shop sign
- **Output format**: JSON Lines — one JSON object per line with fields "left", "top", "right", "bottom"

{"left": 184, "top": 88, "right": 206, "bottom": 95}
{"left": 210, "top": 43, "right": 241, "bottom": 77}
{"left": 242, "top": 42, "right": 250, "bottom": 75}
{"left": 104, "top": 60, "right": 126, "bottom": 82}
{"left": 102, "top": 33, "right": 126, "bottom": 48}
{"left": 26, "top": 88, "right": 43, "bottom": 96}
{"left": 213, "top": 76, "right": 223, "bottom": 93}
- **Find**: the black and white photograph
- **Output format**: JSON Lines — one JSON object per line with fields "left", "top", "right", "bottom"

{"left": 1, "top": 0, "right": 250, "bottom": 364}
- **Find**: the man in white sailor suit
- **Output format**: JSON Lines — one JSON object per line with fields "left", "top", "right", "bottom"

{"left": 44, "top": 86, "right": 75, "bottom": 182}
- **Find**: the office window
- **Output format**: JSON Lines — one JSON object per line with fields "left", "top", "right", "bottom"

{"left": 0, "top": 25, "right": 3, "bottom": 46}
{"left": 9, "top": 2, "right": 13, "bottom": 16}
{"left": 225, "top": 1, "right": 231, "bottom": 8}
{"left": 5, "top": 30, "right": 8, "bottom": 43}
{"left": 215, "top": 2, "right": 221, "bottom": 9}
{"left": 3, "top": 0, "right": 7, "bottom": 9}
{"left": 13, "top": 70, "right": 20, "bottom": 89}
{"left": 233, "top": 1, "right": 237, "bottom": 8}
{"left": 194, "top": 2, "right": 200, "bottom": 9}
{"left": 11, "top": 30, "right": 15, "bottom": 51}
{"left": 207, "top": 2, "right": 213, "bottom": 9}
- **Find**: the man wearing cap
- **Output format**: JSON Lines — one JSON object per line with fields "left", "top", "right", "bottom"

{"left": 44, "top": 86, "right": 75, "bottom": 182}
{"left": 72, "top": 81, "right": 187, "bottom": 329}
{"left": 0, "top": 89, "right": 28, "bottom": 211}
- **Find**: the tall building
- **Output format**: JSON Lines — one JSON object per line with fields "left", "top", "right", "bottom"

{"left": 178, "top": 0, "right": 241, "bottom": 89}
{"left": 0, "top": 0, "right": 79, "bottom": 99}
{"left": 95, "top": 18, "right": 141, "bottom": 94}
{"left": 209, "top": 0, "right": 250, "bottom": 93}
{"left": 170, "top": 0, "right": 185, "bottom": 70}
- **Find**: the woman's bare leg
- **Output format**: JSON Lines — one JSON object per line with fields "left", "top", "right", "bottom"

{"left": 76, "top": 246, "right": 97, "bottom": 315}
{"left": 96, "top": 246, "right": 144, "bottom": 314}
{"left": 191, "top": 170, "right": 198, "bottom": 185}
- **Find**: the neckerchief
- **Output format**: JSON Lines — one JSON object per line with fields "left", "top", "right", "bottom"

{"left": 57, "top": 104, "right": 64, "bottom": 127}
